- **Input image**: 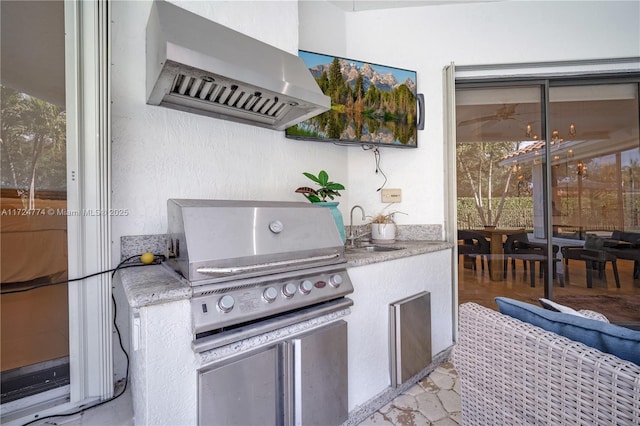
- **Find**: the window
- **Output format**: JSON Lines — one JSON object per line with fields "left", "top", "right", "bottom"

{"left": 549, "top": 83, "right": 640, "bottom": 236}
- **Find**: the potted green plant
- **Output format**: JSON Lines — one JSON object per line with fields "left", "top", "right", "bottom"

{"left": 295, "top": 170, "right": 345, "bottom": 202}
{"left": 295, "top": 170, "right": 346, "bottom": 243}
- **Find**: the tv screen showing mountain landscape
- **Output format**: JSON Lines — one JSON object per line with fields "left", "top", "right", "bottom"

{"left": 286, "top": 50, "right": 418, "bottom": 148}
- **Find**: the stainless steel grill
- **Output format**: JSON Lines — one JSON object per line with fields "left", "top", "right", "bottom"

{"left": 165, "top": 199, "right": 353, "bottom": 351}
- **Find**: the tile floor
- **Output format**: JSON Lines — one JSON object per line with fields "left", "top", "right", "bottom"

{"left": 28, "top": 362, "right": 460, "bottom": 426}
{"left": 359, "top": 361, "right": 461, "bottom": 426}
{"left": 27, "top": 252, "right": 636, "bottom": 426}
{"left": 22, "top": 383, "right": 133, "bottom": 426}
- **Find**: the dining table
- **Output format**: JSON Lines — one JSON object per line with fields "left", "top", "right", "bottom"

{"left": 476, "top": 227, "right": 526, "bottom": 281}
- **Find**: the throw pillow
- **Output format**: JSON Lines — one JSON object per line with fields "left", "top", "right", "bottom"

{"left": 538, "top": 298, "right": 587, "bottom": 317}
{"left": 495, "top": 297, "right": 640, "bottom": 365}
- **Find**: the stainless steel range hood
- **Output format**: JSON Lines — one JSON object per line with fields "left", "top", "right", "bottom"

{"left": 146, "top": 1, "right": 330, "bottom": 131}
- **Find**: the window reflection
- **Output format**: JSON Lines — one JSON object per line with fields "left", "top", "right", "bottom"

{"left": 549, "top": 83, "right": 640, "bottom": 236}
{"left": 456, "top": 79, "right": 640, "bottom": 327}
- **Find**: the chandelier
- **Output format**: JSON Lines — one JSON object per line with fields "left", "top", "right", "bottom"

{"left": 525, "top": 123, "right": 576, "bottom": 142}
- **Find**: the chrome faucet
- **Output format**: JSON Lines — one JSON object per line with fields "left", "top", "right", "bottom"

{"left": 348, "top": 205, "right": 367, "bottom": 246}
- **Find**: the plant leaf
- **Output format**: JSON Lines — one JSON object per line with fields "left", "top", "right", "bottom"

{"left": 302, "top": 172, "right": 321, "bottom": 184}
{"left": 317, "top": 170, "right": 329, "bottom": 186}
{"left": 295, "top": 187, "right": 318, "bottom": 195}
{"left": 325, "top": 183, "right": 345, "bottom": 190}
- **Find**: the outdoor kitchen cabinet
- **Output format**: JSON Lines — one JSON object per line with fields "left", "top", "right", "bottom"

{"left": 346, "top": 249, "right": 453, "bottom": 411}
{"left": 199, "top": 343, "right": 282, "bottom": 425}
{"left": 198, "top": 320, "right": 348, "bottom": 426}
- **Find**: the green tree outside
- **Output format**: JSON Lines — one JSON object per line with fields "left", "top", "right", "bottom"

{"left": 1, "top": 85, "right": 66, "bottom": 209}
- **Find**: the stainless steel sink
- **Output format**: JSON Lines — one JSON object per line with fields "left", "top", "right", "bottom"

{"left": 346, "top": 245, "right": 404, "bottom": 253}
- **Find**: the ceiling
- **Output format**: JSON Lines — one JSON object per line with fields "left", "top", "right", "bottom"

{"left": 456, "top": 97, "right": 638, "bottom": 144}
{"left": 1, "top": 1, "right": 65, "bottom": 106}
{"left": 326, "top": 0, "right": 498, "bottom": 12}
{"left": 456, "top": 94, "right": 640, "bottom": 167}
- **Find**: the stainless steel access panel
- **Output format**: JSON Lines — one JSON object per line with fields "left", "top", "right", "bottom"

{"left": 198, "top": 343, "right": 286, "bottom": 426}
{"left": 389, "top": 291, "right": 431, "bottom": 387}
{"left": 293, "top": 321, "right": 348, "bottom": 426}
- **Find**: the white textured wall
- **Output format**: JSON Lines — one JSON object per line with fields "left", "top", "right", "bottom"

{"left": 131, "top": 300, "right": 198, "bottom": 425}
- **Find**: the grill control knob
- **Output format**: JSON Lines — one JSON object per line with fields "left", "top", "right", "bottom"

{"left": 299, "top": 279, "right": 313, "bottom": 294}
{"left": 269, "top": 220, "right": 284, "bottom": 234}
{"left": 329, "top": 274, "right": 343, "bottom": 288}
{"left": 217, "top": 295, "right": 235, "bottom": 313}
{"left": 263, "top": 287, "right": 278, "bottom": 303}
{"left": 282, "top": 282, "right": 297, "bottom": 298}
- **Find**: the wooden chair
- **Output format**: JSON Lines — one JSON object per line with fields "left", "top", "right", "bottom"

{"left": 503, "top": 232, "right": 559, "bottom": 281}
{"left": 604, "top": 230, "right": 640, "bottom": 279}
{"left": 458, "top": 230, "right": 491, "bottom": 275}
{"left": 562, "top": 235, "right": 620, "bottom": 288}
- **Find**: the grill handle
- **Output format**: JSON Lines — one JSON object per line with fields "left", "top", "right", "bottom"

{"left": 196, "top": 252, "right": 341, "bottom": 275}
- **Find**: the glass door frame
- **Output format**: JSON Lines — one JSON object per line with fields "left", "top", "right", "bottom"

{"left": 65, "top": 0, "right": 113, "bottom": 407}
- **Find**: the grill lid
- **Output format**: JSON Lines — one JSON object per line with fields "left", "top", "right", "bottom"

{"left": 167, "top": 199, "right": 346, "bottom": 283}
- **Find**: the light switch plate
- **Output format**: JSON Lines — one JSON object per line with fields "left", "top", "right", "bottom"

{"left": 381, "top": 188, "right": 402, "bottom": 203}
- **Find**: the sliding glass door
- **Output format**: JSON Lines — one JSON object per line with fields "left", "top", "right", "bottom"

{"left": 456, "top": 76, "right": 640, "bottom": 327}
{"left": 548, "top": 83, "right": 640, "bottom": 237}
{"left": 456, "top": 84, "right": 549, "bottom": 306}
{"left": 547, "top": 82, "right": 640, "bottom": 327}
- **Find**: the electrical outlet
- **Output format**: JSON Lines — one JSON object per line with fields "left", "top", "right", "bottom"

{"left": 381, "top": 188, "right": 402, "bottom": 203}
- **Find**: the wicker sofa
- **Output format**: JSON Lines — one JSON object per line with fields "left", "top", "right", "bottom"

{"left": 453, "top": 302, "right": 640, "bottom": 425}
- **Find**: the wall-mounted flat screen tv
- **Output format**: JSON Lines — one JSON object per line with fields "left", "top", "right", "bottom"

{"left": 286, "top": 50, "right": 421, "bottom": 148}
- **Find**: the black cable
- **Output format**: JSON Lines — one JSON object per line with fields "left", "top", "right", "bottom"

{"left": 360, "top": 144, "right": 388, "bottom": 191}
{"left": 22, "top": 294, "right": 132, "bottom": 426}
{"left": 0, "top": 254, "right": 162, "bottom": 295}
{"left": 372, "top": 147, "right": 387, "bottom": 191}
{"left": 18, "top": 254, "right": 156, "bottom": 426}
{"left": 1, "top": 255, "right": 160, "bottom": 295}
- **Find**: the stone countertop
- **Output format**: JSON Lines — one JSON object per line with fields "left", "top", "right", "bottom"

{"left": 345, "top": 240, "right": 453, "bottom": 267}
{"left": 117, "top": 263, "right": 192, "bottom": 309}
{"left": 118, "top": 240, "right": 453, "bottom": 309}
